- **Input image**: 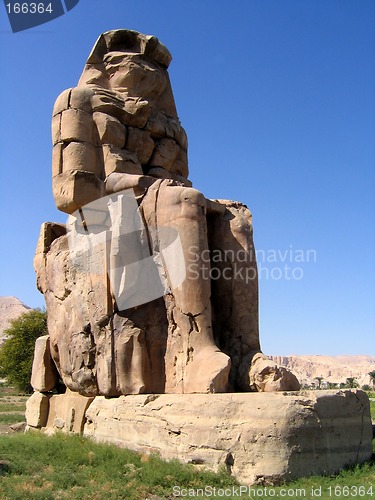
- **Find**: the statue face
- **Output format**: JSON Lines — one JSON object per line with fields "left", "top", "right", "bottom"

{"left": 104, "top": 51, "right": 167, "bottom": 99}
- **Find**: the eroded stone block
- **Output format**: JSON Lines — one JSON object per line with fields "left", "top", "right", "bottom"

{"left": 249, "top": 353, "right": 301, "bottom": 392}
{"left": 69, "top": 87, "right": 95, "bottom": 113}
{"left": 34, "top": 222, "right": 66, "bottom": 292}
{"left": 93, "top": 111, "right": 127, "bottom": 147}
{"left": 102, "top": 145, "right": 143, "bottom": 176}
{"left": 61, "top": 109, "right": 96, "bottom": 144}
{"left": 52, "top": 88, "right": 72, "bottom": 116}
{"left": 126, "top": 127, "right": 155, "bottom": 164}
{"left": 25, "top": 391, "right": 50, "bottom": 428}
{"left": 52, "top": 143, "right": 63, "bottom": 177}
{"left": 62, "top": 142, "right": 100, "bottom": 177}
{"left": 83, "top": 391, "right": 373, "bottom": 485}
{"left": 150, "top": 138, "right": 180, "bottom": 170}
{"left": 45, "top": 388, "right": 94, "bottom": 433}
{"left": 31, "top": 335, "right": 59, "bottom": 392}
{"left": 53, "top": 170, "right": 105, "bottom": 214}
{"left": 52, "top": 114, "right": 61, "bottom": 145}
{"left": 174, "top": 148, "right": 189, "bottom": 177}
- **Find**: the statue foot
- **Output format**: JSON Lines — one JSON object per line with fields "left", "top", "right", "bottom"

{"left": 249, "top": 353, "right": 301, "bottom": 392}
{"left": 184, "top": 346, "right": 231, "bottom": 393}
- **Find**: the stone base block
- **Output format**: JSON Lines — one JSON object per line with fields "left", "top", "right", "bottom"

{"left": 25, "top": 389, "right": 372, "bottom": 485}
{"left": 25, "top": 391, "right": 51, "bottom": 428}
{"left": 83, "top": 390, "right": 373, "bottom": 485}
{"left": 45, "top": 389, "right": 94, "bottom": 434}
{"left": 30, "top": 335, "right": 59, "bottom": 392}
{"left": 26, "top": 388, "right": 94, "bottom": 434}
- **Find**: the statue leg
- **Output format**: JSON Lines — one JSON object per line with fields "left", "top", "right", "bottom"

{"left": 207, "top": 200, "right": 260, "bottom": 390}
{"left": 141, "top": 181, "right": 231, "bottom": 393}
{"left": 208, "top": 200, "right": 300, "bottom": 392}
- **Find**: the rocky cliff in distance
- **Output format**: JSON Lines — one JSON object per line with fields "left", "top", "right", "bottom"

{"left": 269, "top": 354, "right": 375, "bottom": 388}
{"left": 0, "top": 296, "right": 31, "bottom": 346}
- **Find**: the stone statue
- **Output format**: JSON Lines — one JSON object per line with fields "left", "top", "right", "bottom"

{"left": 27, "top": 31, "right": 372, "bottom": 487}
{"left": 34, "top": 30, "right": 299, "bottom": 396}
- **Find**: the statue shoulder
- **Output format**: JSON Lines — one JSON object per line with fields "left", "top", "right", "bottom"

{"left": 52, "top": 86, "right": 95, "bottom": 116}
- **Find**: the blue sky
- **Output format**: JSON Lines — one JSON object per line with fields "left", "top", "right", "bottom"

{"left": 0, "top": 0, "right": 374, "bottom": 356}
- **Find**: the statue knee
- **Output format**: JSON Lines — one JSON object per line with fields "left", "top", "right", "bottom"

{"left": 179, "top": 187, "right": 206, "bottom": 210}
{"left": 162, "top": 186, "right": 206, "bottom": 220}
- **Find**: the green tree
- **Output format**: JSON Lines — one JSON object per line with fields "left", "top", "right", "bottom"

{"left": 327, "top": 382, "right": 338, "bottom": 390}
{"left": 0, "top": 309, "right": 47, "bottom": 393}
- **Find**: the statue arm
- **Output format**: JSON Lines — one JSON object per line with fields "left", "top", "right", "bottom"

{"left": 51, "top": 87, "right": 156, "bottom": 209}
{"left": 51, "top": 86, "right": 192, "bottom": 212}
{"left": 52, "top": 87, "right": 105, "bottom": 214}
{"left": 105, "top": 172, "right": 156, "bottom": 196}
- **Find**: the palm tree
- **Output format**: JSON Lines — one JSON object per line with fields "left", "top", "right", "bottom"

{"left": 368, "top": 370, "right": 375, "bottom": 390}
{"left": 314, "top": 376, "right": 324, "bottom": 389}
{"left": 345, "top": 377, "right": 358, "bottom": 389}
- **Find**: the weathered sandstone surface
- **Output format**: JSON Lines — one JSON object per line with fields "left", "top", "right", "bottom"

{"left": 25, "top": 389, "right": 373, "bottom": 485}
{"left": 32, "top": 29, "right": 299, "bottom": 396}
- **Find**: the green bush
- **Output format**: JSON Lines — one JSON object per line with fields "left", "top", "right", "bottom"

{"left": 0, "top": 309, "right": 47, "bottom": 393}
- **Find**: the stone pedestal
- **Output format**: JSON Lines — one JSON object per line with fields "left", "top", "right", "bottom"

{"left": 27, "top": 389, "right": 373, "bottom": 485}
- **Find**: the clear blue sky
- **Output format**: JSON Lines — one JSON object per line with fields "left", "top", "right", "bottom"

{"left": 0, "top": 0, "right": 374, "bottom": 356}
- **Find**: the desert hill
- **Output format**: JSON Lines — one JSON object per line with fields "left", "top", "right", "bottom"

{"left": 0, "top": 296, "right": 31, "bottom": 346}
{"left": 269, "top": 354, "right": 375, "bottom": 388}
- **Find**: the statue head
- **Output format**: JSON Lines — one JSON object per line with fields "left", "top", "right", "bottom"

{"left": 78, "top": 29, "right": 177, "bottom": 117}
